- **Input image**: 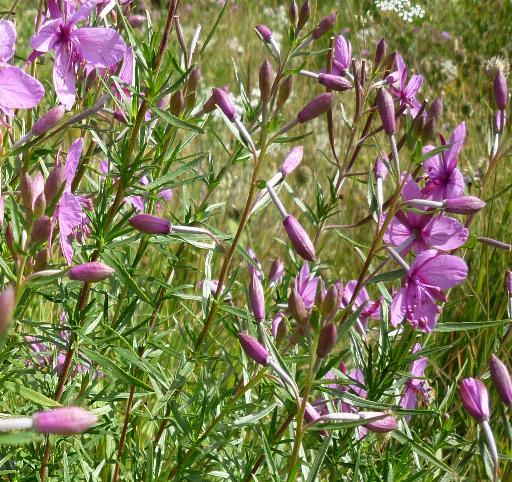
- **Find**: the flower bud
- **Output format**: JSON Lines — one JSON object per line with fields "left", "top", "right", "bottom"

{"left": 31, "top": 216, "right": 51, "bottom": 243}
{"left": 490, "top": 354, "right": 512, "bottom": 407}
{"left": 460, "top": 377, "right": 489, "bottom": 421}
{"left": 5, "top": 224, "right": 15, "bottom": 256}
{"left": 276, "top": 76, "right": 294, "bottom": 111}
{"left": 506, "top": 269, "right": 512, "bottom": 296}
{"left": 271, "top": 311, "right": 285, "bottom": 337}
{"left": 316, "top": 322, "right": 337, "bottom": 358}
{"left": 374, "top": 38, "right": 387, "bottom": 66}
{"left": 427, "top": 96, "right": 443, "bottom": 121}
{"left": 494, "top": 70, "right": 508, "bottom": 110}
{"left": 44, "top": 164, "right": 65, "bottom": 206}
{"left": 170, "top": 90, "right": 185, "bottom": 116}
{"left": 494, "top": 110, "right": 506, "bottom": 134}
{"left": 312, "top": 12, "right": 337, "bottom": 39}
{"left": 322, "top": 281, "right": 343, "bottom": 319}
{"left": 212, "top": 87, "right": 236, "bottom": 122}
{"left": 128, "top": 14, "right": 145, "bottom": 28}
{"left": 238, "top": 333, "right": 269, "bottom": 366}
{"left": 477, "top": 237, "right": 511, "bottom": 251}
{"left": 0, "top": 285, "right": 15, "bottom": 334}
{"left": 33, "top": 407, "right": 97, "bottom": 435}
{"left": 249, "top": 272, "right": 265, "bottom": 322}
{"left": 288, "top": 288, "right": 309, "bottom": 325}
{"left": 255, "top": 24, "right": 273, "bottom": 42}
{"left": 297, "top": 93, "right": 333, "bottom": 124}
{"left": 21, "top": 173, "right": 34, "bottom": 211}
{"left": 443, "top": 196, "right": 486, "bottom": 215}
{"left": 374, "top": 155, "right": 388, "bottom": 179}
{"left": 362, "top": 412, "right": 398, "bottom": 433}
{"left": 68, "top": 262, "right": 115, "bottom": 283}
{"left": 377, "top": 88, "right": 396, "bottom": 136}
{"left": 279, "top": 146, "right": 304, "bottom": 177}
{"left": 259, "top": 59, "right": 273, "bottom": 104}
{"left": 185, "top": 66, "right": 201, "bottom": 95}
{"left": 32, "top": 105, "right": 65, "bottom": 136}
{"left": 33, "top": 193, "right": 46, "bottom": 218}
{"left": 283, "top": 215, "right": 316, "bottom": 261}
{"left": 0, "top": 196, "right": 4, "bottom": 229}
{"left": 129, "top": 214, "right": 171, "bottom": 235}
{"left": 268, "top": 257, "right": 285, "bottom": 283}
{"left": 297, "top": 0, "right": 310, "bottom": 32}
{"left": 421, "top": 116, "right": 436, "bottom": 143}
{"left": 412, "top": 111, "right": 426, "bottom": 139}
{"left": 318, "top": 73, "right": 352, "bottom": 91}
{"left": 34, "top": 248, "right": 49, "bottom": 272}
{"left": 289, "top": 0, "right": 298, "bottom": 27}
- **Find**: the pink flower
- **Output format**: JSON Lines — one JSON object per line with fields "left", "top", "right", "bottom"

{"left": 400, "top": 343, "right": 431, "bottom": 420}
{"left": 30, "top": 0, "right": 126, "bottom": 109}
{"left": 341, "top": 280, "right": 380, "bottom": 330}
{"left": 331, "top": 35, "right": 352, "bottom": 75}
{"left": 384, "top": 176, "right": 468, "bottom": 253}
{"left": 294, "top": 262, "right": 320, "bottom": 309}
{"left": 0, "top": 21, "right": 44, "bottom": 120}
{"left": 391, "top": 250, "right": 467, "bottom": 331}
{"left": 422, "top": 122, "right": 466, "bottom": 200}
{"left": 389, "top": 53, "right": 423, "bottom": 115}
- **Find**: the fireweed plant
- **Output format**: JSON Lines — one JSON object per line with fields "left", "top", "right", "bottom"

{"left": 0, "top": 0, "right": 510, "bottom": 480}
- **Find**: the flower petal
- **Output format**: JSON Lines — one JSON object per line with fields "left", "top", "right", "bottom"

{"left": 0, "top": 20, "right": 16, "bottom": 62}
{"left": 30, "top": 19, "right": 60, "bottom": 52}
{"left": 0, "top": 66, "right": 44, "bottom": 109}
{"left": 74, "top": 27, "right": 126, "bottom": 68}
{"left": 421, "top": 215, "right": 468, "bottom": 251}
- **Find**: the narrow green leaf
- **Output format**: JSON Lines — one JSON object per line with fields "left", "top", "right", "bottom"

{"left": 434, "top": 319, "right": 510, "bottom": 332}
{"left": 151, "top": 107, "right": 204, "bottom": 133}
{"left": 3, "top": 381, "right": 62, "bottom": 407}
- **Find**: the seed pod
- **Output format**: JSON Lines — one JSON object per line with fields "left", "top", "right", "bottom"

{"left": 238, "top": 333, "right": 270, "bottom": 366}
{"left": 129, "top": 214, "right": 171, "bottom": 235}
{"left": 21, "top": 173, "right": 34, "bottom": 211}
{"left": 31, "top": 216, "right": 51, "bottom": 243}
{"left": 33, "top": 407, "right": 97, "bottom": 435}
{"left": 259, "top": 59, "right": 273, "bottom": 104}
{"left": 276, "top": 76, "right": 294, "bottom": 111}
{"left": 312, "top": 12, "right": 337, "bottom": 39}
{"left": 32, "top": 105, "right": 65, "bottom": 136}
{"left": 283, "top": 215, "right": 316, "bottom": 261}
{"left": 68, "top": 262, "right": 115, "bottom": 283}
{"left": 297, "top": 93, "right": 333, "bottom": 124}
{"left": 288, "top": 288, "right": 309, "bottom": 325}
{"left": 316, "top": 322, "right": 337, "bottom": 358}
{"left": 377, "top": 88, "right": 396, "bottom": 136}
{"left": 489, "top": 354, "right": 512, "bottom": 407}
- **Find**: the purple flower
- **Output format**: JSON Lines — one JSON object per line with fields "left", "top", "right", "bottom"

{"left": 0, "top": 21, "right": 44, "bottom": 120}
{"left": 391, "top": 250, "right": 467, "bottom": 331}
{"left": 389, "top": 53, "right": 423, "bottom": 115}
{"left": 341, "top": 280, "right": 380, "bottom": 330}
{"left": 400, "top": 343, "right": 431, "bottom": 419}
{"left": 294, "top": 262, "right": 320, "bottom": 309}
{"left": 31, "top": 0, "right": 126, "bottom": 109}
{"left": 384, "top": 176, "right": 468, "bottom": 253}
{"left": 460, "top": 378, "right": 490, "bottom": 421}
{"left": 331, "top": 34, "right": 352, "bottom": 75}
{"left": 422, "top": 122, "right": 466, "bottom": 200}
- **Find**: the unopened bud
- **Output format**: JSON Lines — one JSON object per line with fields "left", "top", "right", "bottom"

{"left": 288, "top": 288, "right": 309, "bottom": 324}
{"left": 316, "top": 322, "right": 337, "bottom": 358}
{"left": 128, "top": 14, "right": 145, "bottom": 28}
{"left": 362, "top": 412, "right": 398, "bottom": 432}
{"left": 238, "top": 333, "right": 270, "bottom": 366}
{"left": 276, "top": 76, "right": 294, "bottom": 111}
{"left": 212, "top": 87, "right": 237, "bottom": 122}
{"left": 374, "top": 38, "right": 387, "bottom": 66}
{"left": 33, "top": 193, "right": 46, "bottom": 218}
{"left": 374, "top": 155, "right": 388, "bottom": 179}
{"left": 377, "top": 88, "right": 396, "bottom": 136}
{"left": 34, "top": 248, "right": 49, "bottom": 272}
{"left": 255, "top": 24, "right": 273, "bottom": 43}
{"left": 297, "top": 0, "right": 310, "bottom": 32}
{"left": 443, "top": 196, "right": 486, "bottom": 215}
{"left": 289, "top": 0, "right": 298, "bottom": 27}
{"left": 322, "top": 281, "right": 343, "bottom": 319}
{"left": 44, "top": 164, "right": 65, "bottom": 206}
{"left": 68, "top": 262, "right": 115, "bottom": 283}
{"left": 312, "top": 12, "right": 337, "bottom": 40}
{"left": 249, "top": 272, "right": 265, "bottom": 322}
{"left": 318, "top": 73, "right": 352, "bottom": 91}
{"left": 283, "top": 215, "right": 316, "bottom": 261}
{"left": 170, "top": 90, "right": 185, "bottom": 116}
{"left": 33, "top": 407, "right": 97, "bottom": 435}
{"left": 129, "top": 214, "right": 171, "bottom": 234}
{"left": 32, "top": 105, "right": 65, "bottom": 136}
{"left": 269, "top": 257, "right": 285, "bottom": 283}
{"left": 490, "top": 354, "right": 512, "bottom": 407}
{"left": 279, "top": 146, "right": 303, "bottom": 177}
{"left": 21, "top": 173, "right": 34, "bottom": 211}
{"left": 494, "top": 70, "right": 508, "bottom": 110}
{"left": 427, "top": 96, "right": 443, "bottom": 121}
{"left": 0, "top": 285, "right": 15, "bottom": 335}
{"left": 421, "top": 116, "right": 436, "bottom": 142}
{"left": 31, "top": 216, "right": 51, "bottom": 243}
{"left": 297, "top": 93, "right": 333, "bottom": 123}
{"left": 259, "top": 59, "right": 273, "bottom": 103}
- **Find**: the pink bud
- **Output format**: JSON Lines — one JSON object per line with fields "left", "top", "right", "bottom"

{"left": 494, "top": 110, "right": 506, "bottom": 134}
{"left": 316, "top": 322, "right": 337, "bottom": 358}
{"left": 297, "top": 93, "right": 333, "bottom": 123}
{"left": 21, "top": 173, "right": 34, "bottom": 211}
{"left": 490, "top": 354, "right": 512, "bottom": 407}
{"left": 249, "top": 272, "right": 265, "bottom": 322}
{"left": 494, "top": 70, "right": 508, "bottom": 110}
{"left": 33, "top": 407, "right": 97, "bottom": 435}
{"left": 31, "top": 216, "right": 51, "bottom": 243}
{"left": 460, "top": 378, "right": 489, "bottom": 421}
{"left": 318, "top": 73, "right": 352, "bottom": 91}
{"left": 0, "top": 196, "right": 4, "bottom": 229}
{"left": 312, "top": 12, "right": 337, "bottom": 39}
{"left": 259, "top": 59, "right": 273, "bottom": 103}
{"left": 443, "top": 196, "right": 486, "bottom": 215}
{"left": 212, "top": 87, "right": 237, "bottom": 122}
{"left": 297, "top": 0, "right": 311, "bottom": 32}
{"left": 279, "top": 146, "right": 304, "bottom": 177}
{"left": 0, "top": 285, "right": 15, "bottom": 334}
{"left": 268, "top": 257, "right": 285, "bottom": 283}
{"left": 255, "top": 24, "right": 273, "bottom": 42}
{"left": 32, "top": 105, "right": 65, "bottom": 136}
{"left": 129, "top": 214, "right": 171, "bottom": 234}
{"left": 44, "top": 164, "right": 65, "bottom": 206}
{"left": 377, "top": 88, "right": 396, "bottom": 136}
{"left": 362, "top": 412, "right": 398, "bottom": 432}
{"left": 239, "top": 333, "right": 270, "bottom": 366}
{"left": 374, "top": 155, "right": 389, "bottom": 179}
{"left": 374, "top": 38, "right": 387, "bottom": 65}
{"left": 68, "top": 262, "right": 115, "bottom": 283}
{"left": 128, "top": 14, "right": 146, "bottom": 28}
{"left": 283, "top": 215, "right": 316, "bottom": 261}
